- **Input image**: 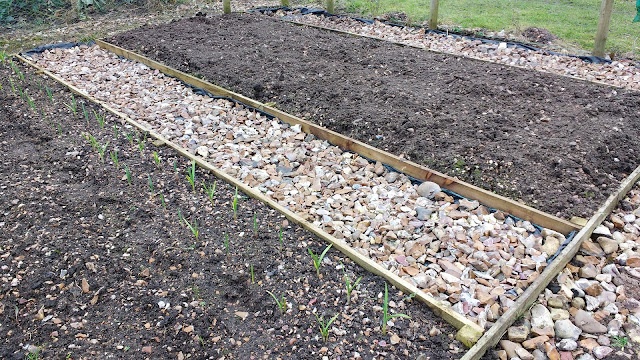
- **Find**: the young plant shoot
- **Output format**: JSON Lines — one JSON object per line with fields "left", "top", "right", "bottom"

{"left": 110, "top": 150, "right": 119, "bottom": 168}
{"left": 314, "top": 313, "right": 339, "bottom": 342}
{"left": 184, "top": 216, "right": 199, "bottom": 240}
{"left": 266, "top": 291, "right": 287, "bottom": 313}
{"left": 381, "top": 283, "right": 410, "bottom": 335}
{"left": 186, "top": 159, "right": 196, "bottom": 192}
{"left": 232, "top": 186, "right": 238, "bottom": 220}
{"left": 124, "top": 164, "right": 131, "bottom": 185}
{"left": 202, "top": 180, "right": 216, "bottom": 205}
{"left": 308, "top": 244, "right": 332, "bottom": 277}
{"left": 342, "top": 266, "right": 362, "bottom": 303}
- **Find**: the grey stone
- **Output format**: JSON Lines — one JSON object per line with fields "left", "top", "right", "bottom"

{"left": 574, "top": 310, "right": 607, "bottom": 334}
{"left": 596, "top": 236, "right": 618, "bottom": 254}
{"left": 547, "top": 295, "right": 565, "bottom": 309}
{"left": 507, "top": 325, "right": 529, "bottom": 342}
{"left": 554, "top": 319, "right": 582, "bottom": 340}
{"left": 415, "top": 207, "right": 433, "bottom": 221}
{"left": 572, "top": 297, "right": 586, "bottom": 310}
{"left": 592, "top": 346, "right": 613, "bottom": 359}
{"left": 556, "top": 339, "right": 577, "bottom": 351}
{"left": 580, "top": 264, "right": 598, "bottom": 279}
{"left": 416, "top": 181, "right": 440, "bottom": 199}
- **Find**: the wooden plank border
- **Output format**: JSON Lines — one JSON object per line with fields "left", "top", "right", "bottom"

{"left": 461, "top": 163, "right": 640, "bottom": 360}
{"left": 16, "top": 54, "right": 485, "bottom": 345}
{"left": 281, "top": 18, "right": 638, "bottom": 93}
{"left": 94, "top": 39, "right": 580, "bottom": 236}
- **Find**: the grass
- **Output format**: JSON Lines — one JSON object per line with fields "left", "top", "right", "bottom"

{"left": 232, "top": 186, "right": 238, "bottom": 220}
{"left": 381, "top": 283, "right": 410, "bottom": 335}
{"left": 224, "top": 232, "right": 230, "bottom": 256}
{"left": 250, "top": 264, "right": 255, "bottom": 284}
{"left": 308, "top": 244, "right": 332, "bottom": 277}
{"left": 153, "top": 151, "right": 161, "bottom": 166}
{"left": 253, "top": 213, "right": 258, "bottom": 237}
{"left": 266, "top": 290, "right": 287, "bottom": 313}
{"left": 64, "top": 93, "right": 77, "bottom": 115}
{"left": 342, "top": 0, "right": 640, "bottom": 56}
{"left": 93, "top": 109, "right": 105, "bottom": 129}
{"left": 124, "top": 164, "right": 131, "bottom": 185}
{"left": 45, "top": 86, "right": 53, "bottom": 102}
{"left": 97, "top": 141, "right": 109, "bottom": 163}
{"left": 202, "top": 180, "right": 217, "bottom": 205}
{"left": 184, "top": 216, "right": 199, "bottom": 240}
{"left": 313, "top": 312, "right": 339, "bottom": 342}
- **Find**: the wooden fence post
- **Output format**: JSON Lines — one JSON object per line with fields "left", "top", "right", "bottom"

{"left": 223, "top": 0, "right": 231, "bottom": 14}
{"left": 281, "top": 0, "right": 290, "bottom": 7}
{"left": 327, "top": 0, "right": 335, "bottom": 14}
{"left": 593, "top": 0, "right": 614, "bottom": 57}
{"left": 429, "top": 0, "right": 439, "bottom": 30}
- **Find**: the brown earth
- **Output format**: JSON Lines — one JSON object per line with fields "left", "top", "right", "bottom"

{"left": 0, "top": 60, "right": 474, "bottom": 359}
{"left": 108, "top": 13, "right": 640, "bottom": 220}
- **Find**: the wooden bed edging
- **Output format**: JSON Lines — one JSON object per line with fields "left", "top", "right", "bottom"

{"left": 94, "top": 39, "right": 580, "bottom": 236}
{"left": 16, "top": 54, "right": 485, "bottom": 346}
{"left": 282, "top": 19, "right": 636, "bottom": 93}
{"left": 460, "top": 164, "right": 640, "bottom": 360}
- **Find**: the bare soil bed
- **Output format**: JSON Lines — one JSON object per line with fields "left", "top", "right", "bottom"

{"left": 0, "top": 61, "right": 465, "bottom": 359}
{"left": 108, "top": 13, "right": 640, "bottom": 219}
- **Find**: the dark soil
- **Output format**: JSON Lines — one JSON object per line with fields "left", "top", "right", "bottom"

{"left": 521, "top": 27, "right": 557, "bottom": 44}
{"left": 0, "top": 60, "right": 475, "bottom": 359}
{"left": 108, "top": 13, "right": 640, "bottom": 219}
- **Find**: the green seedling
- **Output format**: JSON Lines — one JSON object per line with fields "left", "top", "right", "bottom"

{"left": 160, "top": 193, "right": 166, "bottom": 209}
{"left": 173, "top": 159, "right": 177, "bottom": 174}
{"left": 381, "top": 283, "right": 411, "bottom": 335}
{"left": 25, "top": 346, "right": 42, "bottom": 360}
{"left": 202, "top": 180, "right": 216, "bottom": 205}
{"left": 110, "top": 150, "right": 119, "bottom": 168}
{"left": 342, "top": 266, "right": 362, "bottom": 303}
{"left": 250, "top": 264, "right": 255, "bottom": 284}
{"left": 84, "top": 133, "right": 98, "bottom": 149}
{"left": 113, "top": 124, "right": 118, "bottom": 138}
{"left": 93, "top": 109, "right": 105, "bottom": 129}
{"left": 25, "top": 95, "right": 35, "bottom": 111}
{"left": 177, "top": 209, "right": 184, "bottom": 225}
{"left": 224, "top": 232, "right": 230, "bottom": 256}
{"left": 82, "top": 103, "right": 89, "bottom": 124}
{"left": 0, "top": 50, "right": 6, "bottom": 63}
{"left": 64, "top": 94, "right": 77, "bottom": 115}
{"left": 148, "top": 175, "right": 154, "bottom": 195}
{"left": 186, "top": 159, "right": 196, "bottom": 192}
{"left": 313, "top": 312, "right": 339, "bottom": 342}
{"left": 153, "top": 151, "right": 161, "bottom": 166}
{"left": 266, "top": 290, "right": 287, "bottom": 313}
{"left": 278, "top": 225, "right": 284, "bottom": 249}
{"left": 184, "top": 217, "right": 199, "bottom": 240}
{"left": 232, "top": 186, "right": 238, "bottom": 220}
{"left": 37, "top": 79, "right": 42, "bottom": 90}
{"left": 253, "top": 214, "right": 258, "bottom": 237}
{"left": 308, "top": 244, "right": 332, "bottom": 277}
{"left": 611, "top": 335, "right": 628, "bottom": 349}
{"left": 137, "top": 136, "right": 145, "bottom": 155}
{"left": 9, "top": 78, "right": 15, "bottom": 93}
{"left": 57, "top": 121, "right": 62, "bottom": 136}
{"left": 45, "top": 86, "right": 53, "bottom": 102}
{"left": 124, "top": 164, "right": 131, "bottom": 185}
{"left": 97, "top": 141, "right": 109, "bottom": 163}
{"left": 126, "top": 132, "right": 134, "bottom": 145}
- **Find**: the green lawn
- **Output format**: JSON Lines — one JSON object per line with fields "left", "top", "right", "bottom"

{"left": 339, "top": 0, "right": 640, "bottom": 57}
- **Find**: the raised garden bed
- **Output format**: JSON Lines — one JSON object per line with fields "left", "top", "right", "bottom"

{"left": 0, "top": 59, "right": 468, "bottom": 359}
{"left": 107, "top": 12, "right": 640, "bottom": 219}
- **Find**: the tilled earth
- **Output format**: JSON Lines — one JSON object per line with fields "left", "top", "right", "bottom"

{"left": 0, "top": 61, "right": 468, "bottom": 359}
{"left": 108, "top": 13, "right": 640, "bottom": 219}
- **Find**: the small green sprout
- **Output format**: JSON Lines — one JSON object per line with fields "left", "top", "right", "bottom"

{"left": 126, "top": 132, "right": 134, "bottom": 145}
{"left": 253, "top": 214, "right": 258, "bottom": 237}
{"left": 308, "top": 244, "right": 332, "bottom": 277}
{"left": 186, "top": 159, "right": 196, "bottom": 192}
{"left": 45, "top": 86, "right": 53, "bottom": 103}
{"left": 82, "top": 103, "right": 89, "bottom": 124}
{"left": 148, "top": 175, "right": 154, "bottom": 195}
{"left": 250, "top": 264, "right": 255, "bottom": 284}
{"left": 93, "top": 109, "right": 105, "bottom": 129}
{"left": 110, "top": 150, "right": 119, "bottom": 168}
{"left": 124, "top": 164, "right": 131, "bottom": 185}
{"left": 25, "top": 346, "right": 42, "bottom": 360}
{"left": 9, "top": 78, "right": 15, "bottom": 93}
{"left": 266, "top": 290, "right": 287, "bottom": 313}
{"left": 202, "top": 180, "right": 216, "bottom": 205}
{"left": 232, "top": 186, "right": 238, "bottom": 220}
{"left": 177, "top": 209, "right": 184, "bottom": 225}
{"left": 184, "top": 217, "right": 199, "bottom": 240}
{"left": 57, "top": 121, "right": 62, "bottom": 136}
{"left": 64, "top": 94, "right": 77, "bottom": 115}
{"left": 0, "top": 50, "right": 6, "bottom": 63}
{"left": 342, "top": 266, "right": 362, "bottom": 303}
{"left": 381, "top": 283, "right": 411, "bottom": 335}
{"left": 97, "top": 141, "right": 109, "bottom": 163}
{"left": 224, "top": 232, "right": 230, "bottom": 256}
{"left": 278, "top": 225, "right": 284, "bottom": 249}
{"left": 611, "top": 335, "right": 628, "bottom": 349}
{"left": 173, "top": 159, "right": 177, "bottom": 174}
{"left": 160, "top": 193, "right": 166, "bottom": 209}
{"left": 313, "top": 313, "right": 339, "bottom": 342}
{"left": 153, "top": 151, "right": 161, "bottom": 166}
{"left": 137, "top": 136, "right": 144, "bottom": 155}
{"left": 113, "top": 124, "right": 118, "bottom": 138}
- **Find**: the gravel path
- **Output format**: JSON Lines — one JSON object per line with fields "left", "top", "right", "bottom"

{"left": 28, "top": 45, "right": 573, "bottom": 330}
{"left": 278, "top": 10, "right": 640, "bottom": 92}
{"left": 496, "top": 183, "right": 640, "bottom": 359}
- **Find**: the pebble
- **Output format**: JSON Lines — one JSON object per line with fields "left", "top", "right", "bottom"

{"left": 554, "top": 319, "right": 581, "bottom": 341}
{"left": 573, "top": 310, "right": 607, "bottom": 334}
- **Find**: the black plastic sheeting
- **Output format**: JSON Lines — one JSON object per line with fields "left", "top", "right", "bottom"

{"left": 250, "top": 7, "right": 611, "bottom": 64}
{"left": 21, "top": 41, "right": 577, "bottom": 255}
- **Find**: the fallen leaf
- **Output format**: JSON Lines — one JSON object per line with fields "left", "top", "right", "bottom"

{"left": 235, "top": 311, "right": 249, "bottom": 320}
{"left": 81, "top": 278, "right": 90, "bottom": 293}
